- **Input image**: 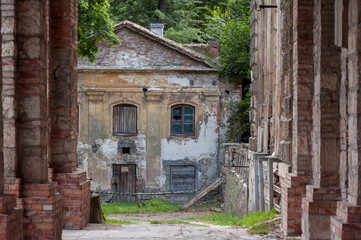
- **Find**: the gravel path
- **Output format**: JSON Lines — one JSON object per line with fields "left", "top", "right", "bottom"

{"left": 63, "top": 210, "right": 284, "bottom": 240}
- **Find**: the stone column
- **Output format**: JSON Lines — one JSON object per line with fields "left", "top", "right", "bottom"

{"left": 15, "top": 1, "right": 63, "bottom": 239}
{"left": 281, "top": 0, "right": 314, "bottom": 236}
{"left": 301, "top": 1, "right": 342, "bottom": 239}
{"left": 0, "top": 2, "right": 23, "bottom": 239}
{"left": 331, "top": 0, "right": 361, "bottom": 239}
{"left": 2, "top": 0, "right": 17, "bottom": 179}
{"left": 49, "top": 0, "right": 90, "bottom": 229}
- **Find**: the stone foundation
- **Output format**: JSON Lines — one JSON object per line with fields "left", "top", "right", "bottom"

{"left": 281, "top": 174, "right": 309, "bottom": 235}
{"left": 302, "top": 185, "right": 341, "bottom": 240}
{"left": 330, "top": 201, "right": 361, "bottom": 240}
{"left": 0, "top": 194, "right": 23, "bottom": 240}
{"left": 21, "top": 182, "right": 63, "bottom": 239}
{"left": 54, "top": 171, "right": 90, "bottom": 229}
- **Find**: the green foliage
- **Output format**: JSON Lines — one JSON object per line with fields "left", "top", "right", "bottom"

{"left": 190, "top": 209, "right": 277, "bottom": 227}
{"left": 78, "top": 0, "right": 120, "bottom": 62}
{"left": 108, "top": 0, "right": 228, "bottom": 43}
{"left": 109, "top": 0, "right": 158, "bottom": 26}
{"left": 247, "top": 218, "right": 278, "bottom": 235}
{"left": 219, "top": 0, "right": 251, "bottom": 79}
{"left": 150, "top": 220, "right": 190, "bottom": 224}
{"left": 101, "top": 198, "right": 180, "bottom": 214}
{"left": 104, "top": 216, "right": 133, "bottom": 224}
{"left": 227, "top": 91, "right": 251, "bottom": 143}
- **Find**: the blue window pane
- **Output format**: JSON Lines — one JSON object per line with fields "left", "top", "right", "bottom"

{"left": 184, "top": 116, "right": 193, "bottom": 122}
{"left": 173, "top": 107, "right": 182, "bottom": 116}
{"left": 173, "top": 123, "right": 182, "bottom": 133}
{"left": 184, "top": 123, "right": 194, "bottom": 133}
{"left": 184, "top": 107, "right": 194, "bottom": 115}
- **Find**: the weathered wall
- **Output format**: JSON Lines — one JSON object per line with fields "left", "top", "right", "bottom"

{"left": 250, "top": 0, "right": 361, "bottom": 239}
{"left": 223, "top": 171, "right": 247, "bottom": 216}
{"left": 77, "top": 23, "right": 240, "bottom": 202}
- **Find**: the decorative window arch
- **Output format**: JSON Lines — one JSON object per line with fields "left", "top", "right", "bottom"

{"left": 113, "top": 104, "right": 137, "bottom": 135}
{"left": 171, "top": 104, "right": 195, "bottom": 135}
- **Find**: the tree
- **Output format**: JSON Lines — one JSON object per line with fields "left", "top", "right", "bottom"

{"left": 78, "top": 0, "right": 120, "bottom": 62}
{"left": 219, "top": 0, "right": 251, "bottom": 80}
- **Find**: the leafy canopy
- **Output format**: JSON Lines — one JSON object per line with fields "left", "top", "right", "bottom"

{"left": 78, "top": 0, "right": 120, "bottom": 62}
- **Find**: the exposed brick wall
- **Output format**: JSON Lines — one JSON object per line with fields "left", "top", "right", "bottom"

{"left": 21, "top": 183, "right": 62, "bottom": 239}
{"left": 223, "top": 171, "right": 247, "bottom": 216}
{"left": 0, "top": 195, "right": 23, "bottom": 240}
{"left": 2, "top": 0, "right": 17, "bottom": 178}
{"left": 54, "top": 171, "right": 90, "bottom": 229}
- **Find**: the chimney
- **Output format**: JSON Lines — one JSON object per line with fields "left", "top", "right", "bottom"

{"left": 150, "top": 23, "right": 164, "bottom": 36}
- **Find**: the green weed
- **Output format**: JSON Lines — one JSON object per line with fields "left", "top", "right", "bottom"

{"left": 101, "top": 198, "right": 180, "bottom": 214}
{"left": 149, "top": 220, "right": 190, "bottom": 225}
{"left": 190, "top": 209, "right": 277, "bottom": 227}
{"left": 104, "top": 216, "right": 133, "bottom": 225}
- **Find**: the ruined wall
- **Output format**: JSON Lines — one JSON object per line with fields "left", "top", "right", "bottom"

{"left": 250, "top": 0, "right": 361, "bottom": 239}
{"left": 77, "top": 70, "right": 221, "bottom": 198}
{"left": 223, "top": 170, "right": 247, "bottom": 216}
{"left": 76, "top": 24, "right": 239, "bottom": 202}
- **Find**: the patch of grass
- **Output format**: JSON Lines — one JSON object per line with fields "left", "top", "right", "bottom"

{"left": 190, "top": 209, "right": 277, "bottom": 227}
{"left": 187, "top": 199, "right": 222, "bottom": 211}
{"left": 105, "top": 216, "right": 133, "bottom": 225}
{"left": 247, "top": 223, "right": 271, "bottom": 234}
{"left": 149, "top": 220, "right": 190, "bottom": 225}
{"left": 102, "top": 198, "right": 180, "bottom": 214}
{"left": 247, "top": 218, "right": 279, "bottom": 235}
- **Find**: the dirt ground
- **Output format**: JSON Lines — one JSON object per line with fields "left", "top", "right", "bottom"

{"left": 63, "top": 210, "right": 301, "bottom": 240}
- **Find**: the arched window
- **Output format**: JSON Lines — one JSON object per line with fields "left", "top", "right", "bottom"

{"left": 113, "top": 104, "right": 137, "bottom": 135}
{"left": 171, "top": 105, "right": 195, "bottom": 135}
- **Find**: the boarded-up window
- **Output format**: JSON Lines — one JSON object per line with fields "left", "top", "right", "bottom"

{"left": 113, "top": 104, "right": 137, "bottom": 134}
{"left": 171, "top": 165, "right": 196, "bottom": 191}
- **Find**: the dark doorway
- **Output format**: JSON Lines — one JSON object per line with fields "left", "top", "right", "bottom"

{"left": 112, "top": 164, "right": 136, "bottom": 202}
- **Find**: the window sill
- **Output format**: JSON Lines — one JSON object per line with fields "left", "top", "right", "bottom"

{"left": 113, "top": 133, "right": 138, "bottom": 137}
{"left": 169, "top": 134, "right": 197, "bottom": 140}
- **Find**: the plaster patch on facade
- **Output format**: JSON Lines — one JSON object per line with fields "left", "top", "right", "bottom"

{"left": 77, "top": 21, "right": 242, "bottom": 202}
{"left": 161, "top": 116, "right": 218, "bottom": 160}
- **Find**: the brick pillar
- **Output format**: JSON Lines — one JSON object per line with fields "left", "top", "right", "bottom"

{"left": 49, "top": 0, "right": 90, "bottom": 229}
{"left": 0, "top": 3, "right": 23, "bottom": 240}
{"left": 15, "top": 0, "right": 63, "bottom": 239}
{"left": 301, "top": 1, "right": 341, "bottom": 239}
{"left": 281, "top": 0, "right": 314, "bottom": 236}
{"left": 331, "top": 0, "right": 361, "bottom": 239}
{"left": 2, "top": 0, "right": 17, "bottom": 179}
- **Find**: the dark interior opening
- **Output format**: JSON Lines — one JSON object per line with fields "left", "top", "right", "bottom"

{"left": 121, "top": 147, "right": 130, "bottom": 154}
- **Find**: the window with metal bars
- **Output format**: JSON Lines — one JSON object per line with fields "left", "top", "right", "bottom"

{"left": 113, "top": 104, "right": 137, "bottom": 135}
{"left": 171, "top": 105, "right": 195, "bottom": 135}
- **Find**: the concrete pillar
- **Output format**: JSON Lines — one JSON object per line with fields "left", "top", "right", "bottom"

{"left": 49, "top": 0, "right": 90, "bottom": 229}
{"left": 301, "top": 0, "right": 341, "bottom": 239}
{"left": 331, "top": 1, "right": 361, "bottom": 239}
{"left": 145, "top": 92, "right": 163, "bottom": 188}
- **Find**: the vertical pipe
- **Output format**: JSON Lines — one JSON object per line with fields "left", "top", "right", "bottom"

{"left": 268, "top": 159, "right": 274, "bottom": 210}
{"left": 259, "top": 159, "right": 265, "bottom": 211}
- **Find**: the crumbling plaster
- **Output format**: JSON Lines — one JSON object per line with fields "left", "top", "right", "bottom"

{"left": 76, "top": 21, "right": 241, "bottom": 201}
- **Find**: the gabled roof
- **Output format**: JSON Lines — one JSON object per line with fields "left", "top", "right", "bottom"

{"left": 114, "top": 21, "right": 214, "bottom": 68}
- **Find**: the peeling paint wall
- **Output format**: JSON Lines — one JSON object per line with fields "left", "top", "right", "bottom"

{"left": 77, "top": 23, "right": 241, "bottom": 202}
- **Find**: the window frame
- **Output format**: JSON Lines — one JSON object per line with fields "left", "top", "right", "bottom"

{"left": 171, "top": 104, "right": 195, "bottom": 136}
{"left": 112, "top": 104, "right": 138, "bottom": 136}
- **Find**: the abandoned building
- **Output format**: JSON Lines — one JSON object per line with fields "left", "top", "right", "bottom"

{"left": 76, "top": 21, "right": 242, "bottom": 202}
{"left": 249, "top": 0, "right": 361, "bottom": 239}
